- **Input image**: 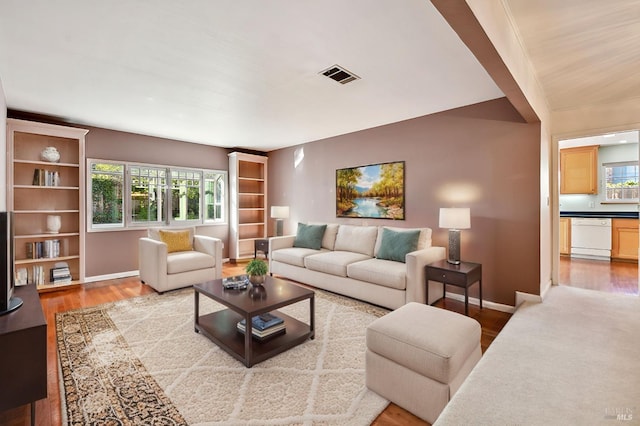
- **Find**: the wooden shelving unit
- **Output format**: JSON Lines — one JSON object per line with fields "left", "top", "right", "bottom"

{"left": 229, "top": 152, "right": 268, "bottom": 262}
{"left": 7, "top": 119, "right": 87, "bottom": 292}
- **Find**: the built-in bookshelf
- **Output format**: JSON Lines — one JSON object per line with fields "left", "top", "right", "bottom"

{"left": 228, "top": 152, "right": 268, "bottom": 261}
{"left": 7, "top": 119, "right": 87, "bottom": 292}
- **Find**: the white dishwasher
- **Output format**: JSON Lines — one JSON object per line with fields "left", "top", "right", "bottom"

{"left": 570, "top": 217, "right": 612, "bottom": 260}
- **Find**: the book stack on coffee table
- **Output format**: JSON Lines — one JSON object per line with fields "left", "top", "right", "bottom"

{"left": 237, "top": 312, "right": 285, "bottom": 340}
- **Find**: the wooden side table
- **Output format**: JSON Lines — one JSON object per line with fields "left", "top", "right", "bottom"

{"left": 425, "top": 260, "right": 482, "bottom": 316}
{"left": 254, "top": 238, "right": 269, "bottom": 259}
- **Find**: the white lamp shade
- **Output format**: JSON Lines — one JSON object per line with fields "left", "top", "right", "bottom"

{"left": 439, "top": 208, "right": 470, "bottom": 230}
{"left": 271, "top": 206, "right": 290, "bottom": 219}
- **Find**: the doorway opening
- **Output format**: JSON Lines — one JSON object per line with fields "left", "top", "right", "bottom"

{"left": 558, "top": 130, "right": 639, "bottom": 296}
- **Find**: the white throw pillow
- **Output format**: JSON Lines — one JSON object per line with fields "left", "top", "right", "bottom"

{"left": 333, "top": 225, "right": 379, "bottom": 256}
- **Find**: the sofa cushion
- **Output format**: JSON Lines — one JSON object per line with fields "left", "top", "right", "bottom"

{"left": 310, "top": 223, "right": 340, "bottom": 250}
{"left": 159, "top": 229, "right": 193, "bottom": 253}
{"left": 347, "top": 258, "right": 407, "bottom": 290}
{"left": 304, "top": 251, "right": 371, "bottom": 277}
{"left": 166, "top": 251, "right": 215, "bottom": 274}
{"left": 333, "top": 225, "right": 379, "bottom": 256}
{"left": 293, "top": 223, "right": 327, "bottom": 250}
{"left": 271, "top": 247, "right": 322, "bottom": 267}
{"left": 376, "top": 228, "right": 420, "bottom": 263}
{"left": 374, "top": 226, "right": 432, "bottom": 256}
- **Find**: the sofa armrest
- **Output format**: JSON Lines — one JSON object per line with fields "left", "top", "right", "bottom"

{"left": 138, "top": 237, "right": 168, "bottom": 287}
{"left": 269, "top": 235, "right": 296, "bottom": 251}
{"left": 194, "top": 235, "right": 223, "bottom": 279}
{"left": 405, "top": 246, "right": 446, "bottom": 304}
{"left": 268, "top": 235, "right": 295, "bottom": 272}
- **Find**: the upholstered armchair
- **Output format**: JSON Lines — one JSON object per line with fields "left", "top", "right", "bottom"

{"left": 139, "top": 227, "right": 223, "bottom": 293}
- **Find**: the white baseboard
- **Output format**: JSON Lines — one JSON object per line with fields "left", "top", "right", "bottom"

{"left": 445, "top": 292, "right": 515, "bottom": 314}
{"left": 84, "top": 270, "right": 139, "bottom": 283}
{"left": 515, "top": 290, "right": 543, "bottom": 307}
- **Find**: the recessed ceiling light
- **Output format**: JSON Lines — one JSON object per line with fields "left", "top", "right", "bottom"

{"left": 619, "top": 140, "right": 628, "bottom": 144}
{"left": 603, "top": 133, "right": 616, "bottom": 138}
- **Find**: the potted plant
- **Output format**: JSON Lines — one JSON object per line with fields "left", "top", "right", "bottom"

{"left": 245, "top": 258, "right": 268, "bottom": 286}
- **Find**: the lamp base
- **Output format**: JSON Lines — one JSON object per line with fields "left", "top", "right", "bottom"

{"left": 447, "top": 229, "right": 461, "bottom": 265}
{"left": 275, "top": 219, "right": 284, "bottom": 237}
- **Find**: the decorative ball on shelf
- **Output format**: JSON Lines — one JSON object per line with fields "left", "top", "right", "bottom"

{"left": 46, "top": 215, "right": 62, "bottom": 234}
{"left": 41, "top": 146, "right": 60, "bottom": 163}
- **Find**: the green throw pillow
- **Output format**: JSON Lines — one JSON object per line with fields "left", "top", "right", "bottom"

{"left": 376, "top": 228, "right": 420, "bottom": 263}
{"left": 293, "top": 223, "right": 327, "bottom": 250}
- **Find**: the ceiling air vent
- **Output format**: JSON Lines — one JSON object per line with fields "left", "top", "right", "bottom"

{"left": 320, "top": 65, "right": 360, "bottom": 84}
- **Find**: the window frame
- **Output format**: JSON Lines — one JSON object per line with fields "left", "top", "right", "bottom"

{"left": 87, "top": 158, "right": 227, "bottom": 232}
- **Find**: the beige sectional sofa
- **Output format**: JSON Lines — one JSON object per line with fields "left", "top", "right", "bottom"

{"left": 269, "top": 223, "right": 446, "bottom": 310}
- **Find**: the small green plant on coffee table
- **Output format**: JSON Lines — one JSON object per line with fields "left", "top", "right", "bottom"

{"left": 246, "top": 259, "right": 268, "bottom": 285}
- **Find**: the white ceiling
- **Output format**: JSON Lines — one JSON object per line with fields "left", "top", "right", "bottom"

{"left": 0, "top": 0, "right": 504, "bottom": 151}
{"left": 504, "top": 0, "right": 640, "bottom": 113}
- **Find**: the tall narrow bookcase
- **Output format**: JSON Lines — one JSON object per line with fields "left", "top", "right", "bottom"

{"left": 228, "top": 152, "right": 268, "bottom": 262}
{"left": 6, "top": 119, "right": 87, "bottom": 292}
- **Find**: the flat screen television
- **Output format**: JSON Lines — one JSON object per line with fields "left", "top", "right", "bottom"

{"left": 1, "top": 211, "right": 23, "bottom": 315}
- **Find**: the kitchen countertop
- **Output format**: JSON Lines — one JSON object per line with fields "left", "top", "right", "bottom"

{"left": 560, "top": 211, "right": 639, "bottom": 219}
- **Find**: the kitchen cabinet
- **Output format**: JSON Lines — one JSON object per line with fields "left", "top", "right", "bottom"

{"left": 559, "top": 217, "right": 571, "bottom": 255}
{"left": 611, "top": 218, "right": 639, "bottom": 261}
{"left": 560, "top": 146, "right": 598, "bottom": 194}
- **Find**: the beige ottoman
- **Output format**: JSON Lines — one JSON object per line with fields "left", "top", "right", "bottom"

{"left": 365, "top": 302, "right": 481, "bottom": 424}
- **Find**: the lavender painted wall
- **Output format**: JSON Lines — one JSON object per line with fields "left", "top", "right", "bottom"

{"left": 84, "top": 126, "right": 230, "bottom": 278}
{"left": 268, "top": 98, "right": 541, "bottom": 306}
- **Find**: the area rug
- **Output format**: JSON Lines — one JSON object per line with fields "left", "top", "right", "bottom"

{"left": 57, "top": 287, "right": 390, "bottom": 425}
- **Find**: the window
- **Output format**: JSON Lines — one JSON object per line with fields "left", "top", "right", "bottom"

{"left": 605, "top": 161, "right": 639, "bottom": 201}
{"left": 90, "top": 162, "right": 124, "bottom": 228}
{"left": 130, "top": 166, "right": 168, "bottom": 224}
{"left": 204, "top": 171, "right": 225, "bottom": 222}
{"left": 170, "top": 169, "right": 201, "bottom": 222}
{"left": 88, "top": 159, "right": 227, "bottom": 231}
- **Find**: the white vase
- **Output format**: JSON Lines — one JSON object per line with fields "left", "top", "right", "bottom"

{"left": 41, "top": 146, "right": 60, "bottom": 163}
{"left": 46, "top": 215, "right": 61, "bottom": 233}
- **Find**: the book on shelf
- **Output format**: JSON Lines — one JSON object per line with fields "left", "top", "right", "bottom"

{"left": 32, "top": 168, "right": 60, "bottom": 186}
{"left": 15, "top": 267, "right": 28, "bottom": 286}
{"left": 237, "top": 321, "right": 286, "bottom": 339}
{"left": 26, "top": 240, "right": 61, "bottom": 259}
{"left": 238, "top": 312, "right": 285, "bottom": 331}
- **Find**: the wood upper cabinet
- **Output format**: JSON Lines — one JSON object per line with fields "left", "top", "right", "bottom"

{"left": 560, "top": 146, "right": 598, "bottom": 194}
{"left": 611, "top": 218, "right": 639, "bottom": 261}
{"left": 559, "top": 217, "right": 571, "bottom": 255}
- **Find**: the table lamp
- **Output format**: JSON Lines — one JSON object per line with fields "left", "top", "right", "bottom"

{"left": 271, "top": 206, "right": 289, "bottom": 236}
{"left": 439, "top": 208, "right": 470, "bottom": 265}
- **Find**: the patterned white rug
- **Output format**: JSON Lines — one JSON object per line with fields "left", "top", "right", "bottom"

{"left": 57, "top": 286, "right": 390, "bottom": 425}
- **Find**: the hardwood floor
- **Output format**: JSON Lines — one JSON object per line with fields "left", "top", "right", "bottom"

{"left": 559, "top": 256, "right": 639, "bottom": 295}
{"left": 0, "top": 263, "right": 511, "bottom": 426}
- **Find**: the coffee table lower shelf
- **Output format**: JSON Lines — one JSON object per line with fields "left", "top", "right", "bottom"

{"left": 195, "top": 309, "right": 313, "bottom": 367}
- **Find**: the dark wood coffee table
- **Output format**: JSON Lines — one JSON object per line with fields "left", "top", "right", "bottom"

{"left": 194, "top": 276, "right": 315, "bottom": 367}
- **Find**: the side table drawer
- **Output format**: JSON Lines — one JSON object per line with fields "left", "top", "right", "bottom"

{"left": 426, "top": 268, "right": 466, "bottom": 286}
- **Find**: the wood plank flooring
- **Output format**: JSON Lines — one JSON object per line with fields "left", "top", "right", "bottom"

{"left": 0, "top": 263, "right": 511, "bottom": 426}
{"left": 559, "top": 257, "right": 639, "bottom": 295}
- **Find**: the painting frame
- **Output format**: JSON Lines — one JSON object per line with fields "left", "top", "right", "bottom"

{"left": 335, "top": 160, "right": 405, "bottom": 220}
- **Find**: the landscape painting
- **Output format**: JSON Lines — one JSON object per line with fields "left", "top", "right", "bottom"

{"left": 336, "top": 161, "right": 405, "bottom": 219}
